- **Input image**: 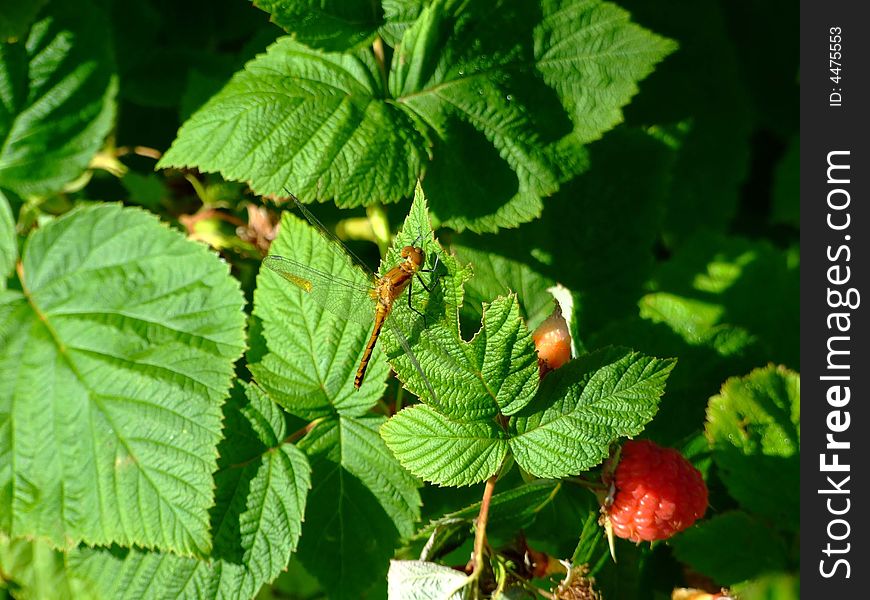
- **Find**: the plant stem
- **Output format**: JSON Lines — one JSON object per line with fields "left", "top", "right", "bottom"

{"left": 284, "top": 418, "right": 324, "bottom": 445}
{"left": 568, "top": 476, "right": 609, "bottom": 492}
{"left": 395, "top": 385, "right": 405, "bottom": 413}
{"left": 470, "top": 474, "right": 498, "bottom": 580}
{"left": 372, "top": 36, "right": 388, "bottom": 91}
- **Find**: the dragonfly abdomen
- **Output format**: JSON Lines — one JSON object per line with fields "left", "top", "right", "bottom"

{"left": 354, "top": 302, "right": 391, "bottom": 389}
{"left": 353, "top": 264, "right": 418, "bottom": 389}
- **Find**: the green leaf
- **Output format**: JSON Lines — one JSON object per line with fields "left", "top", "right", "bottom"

{"left": 381, "top": 404, "right": 509, "bottom": 486}
{"left": 570, "top": 500, "right": 608, "bottom": 571}
{"left": 535, "top": 0, "right": 677, "bottom": 145}
{"left": 451, "top": 244, "right": 556, "bottom": 331}
{"left": 397, "top": 293, "right": 539, "bottom": 418}
{"left": 119, "top": 172, "right": 165, "bottom": 211}
{"left": 509, "top": 348, "right": 675, "bottom": 478}
{"left": 158, "top": 37, "right": 428, "bottom": 207}
{"left": 417, "top": 0, "right": 673, "bottom": 232}
{"left": 252, "top": 0, "right": 383, "bottom": 52}
{"left": 67, "top": 382, "right": 311, "bottom": 599}
{"left": 0, "top": 204, "right": 246, "bottom": 554}
{"left": 380, "top": 0, "right": 427, "bottom": 47}
{"left": 390, "top": 0, "right": 674, "bottom": 232}
{"left": 0, "top": 190, "right": 14, "bottom": 282}
{"left": 706, "top": 366, "right": 800, "bottom": 531}
{"left": 0, "top": 0, "right": 47, "bottom": 41}
{"left": 162, "top": 1, "right": 672, "bottom": 233}
{"left": 0, "top": 1, "right": 117, "bottom": 196}
{"left": 670, "top": 512, "right": 787, "bottom": 585}
{"left": 219, "top": 383, "right": 311, "bottom": 582}
{"left": 0, "top": 536, "right": 97, "bottom": 599}
{"left": 296, "top": 415, "right": 422, "bottom": 599}
{"left": 250, "top": 208, "right": 389, "bottom": 419}
{"left": 387, "top": 560, "right": 469, "bottom": 600}
{"left": 255, "top": 186, "right": 537, "bottom": 420}
{"left": 391, "top": 0, "right": 568, "bottom": 233}
{"left": 525, "top": 481, "right": 602, "bottom": 561}
{"left": 381, "top": 190, "right": 538, "bottom": 416}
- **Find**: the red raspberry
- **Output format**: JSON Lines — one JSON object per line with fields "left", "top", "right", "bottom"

{"left": 606, "top": 440, "right": 708, "bottom": 542}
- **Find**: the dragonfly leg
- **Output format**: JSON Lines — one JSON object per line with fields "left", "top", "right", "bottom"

{"left": 419, "top": 252, "right": 441, "bottom": 290}
{"left": 407, "top": 276, "right": 428, "bottom": 327}
{"left": 415, "top": 273, "right": 432, "bottom": 293}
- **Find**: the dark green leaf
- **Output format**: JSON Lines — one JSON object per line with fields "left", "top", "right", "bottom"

{"left": 451, "top": 244, "right": 555, "bottom": 331}
{"left": 159, "top": 37, "right": 428, "bottom": 207}
{"left": 380, "top": 0, "right": 427, "bottom": 47}
{"left": 0, "top": 0, "right": 117, "bottom": 196}
{"left": 296, "top": 415, "right": 421, "bottom": 599}
{"left": 0, "top": 0, "right": 48, "bottom": 41}
{"left": 670, "top": 511, "right": 787, "bottom": 585}
{"left": 414, "top": 480, "right": 560, "bottom": 542}
{"left": 706, "top": 366, "right": 800, "bottom": 532}
{"left": 451, "top": 127, "right": 672, "bottom": 340}
{"left": 620, "top": 0, "right": 754, "bottom": 241}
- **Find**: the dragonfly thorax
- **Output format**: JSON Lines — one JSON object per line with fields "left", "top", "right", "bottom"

{"left": 400, "top": 246, "right": 425, "bottom": 273}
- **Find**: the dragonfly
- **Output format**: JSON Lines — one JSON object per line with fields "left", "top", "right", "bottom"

{"left": 262, "top": 193, "right": 441, "bottom": 398}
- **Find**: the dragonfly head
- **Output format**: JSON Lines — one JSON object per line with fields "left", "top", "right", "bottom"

{"left": 401, "top": 245, "right": 425, "bottom": 270}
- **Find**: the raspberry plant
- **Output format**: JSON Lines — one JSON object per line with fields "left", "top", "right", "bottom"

{"left": 1, "top": 1, "right": 799, "bottom": 599}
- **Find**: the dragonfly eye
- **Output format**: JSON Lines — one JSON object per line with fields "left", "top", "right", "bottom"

{"left": 401, "top": 246, "right": 425, "bottom": 266}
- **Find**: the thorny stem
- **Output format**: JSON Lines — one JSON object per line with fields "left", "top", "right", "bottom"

{"left": 470, "top": 474, "right": 498, "bottom": 583}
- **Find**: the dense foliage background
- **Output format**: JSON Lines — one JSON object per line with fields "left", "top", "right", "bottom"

{"left": 1, "top": 0, "right": 798, "bottom": 599}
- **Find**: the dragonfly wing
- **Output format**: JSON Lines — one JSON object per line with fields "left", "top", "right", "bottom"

{"left": 263, "top": 255, "right": 375, "bottom": 327}
{"left": 384, "top": 318, "right": 439, "bottom": 405}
